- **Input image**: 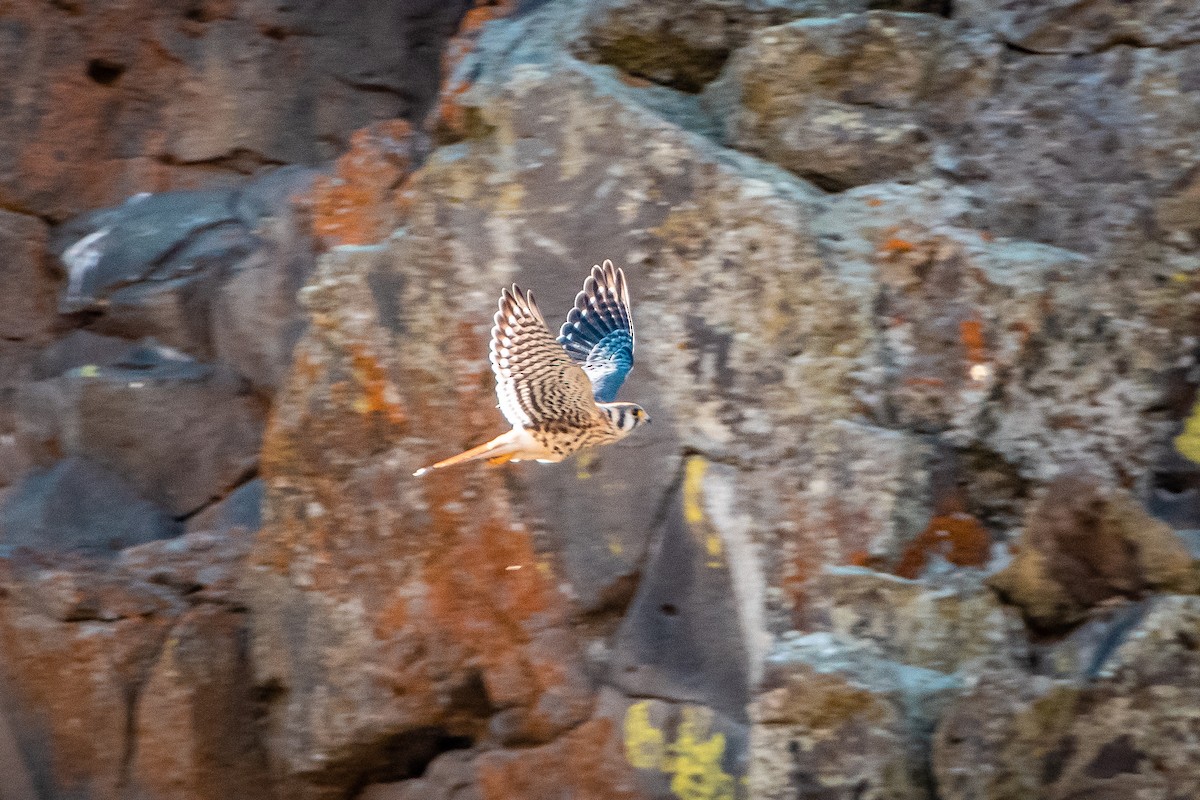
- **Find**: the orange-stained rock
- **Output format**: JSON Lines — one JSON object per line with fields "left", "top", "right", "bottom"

{"left": 0, "top": 1, "right": 468, "bottom": 222}
{"left": 432, "top": 0, "right": 519, "bottom": 140}
{"left": 248, "top": 245, "right": 597, "bottom": 797}
{"left": 894, "top": 512, "right": 991, "bottom": 579}
{"left": 0, "top": 528, "right": 261, "bottom": 800}
{"left": 310, "top": 121, "right": 420, "bottom": 247}
{"left": 0, "top": 211, "right": 59, "bottom": 345}
{"left": 0, "top": 563, "right": 172, "bottom": 800}
{"left": 475, "top": 718, "right": 643, "bottom": 800}
{"left": 129, "top": 606, "right": 274, "bottom": 800}
{"left": 776, "top": 421, "right": 931, "bottom": 616}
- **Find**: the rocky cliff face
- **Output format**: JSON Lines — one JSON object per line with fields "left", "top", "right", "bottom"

{"left": 2, "top": 1, "right": 1200, "bottom": 799}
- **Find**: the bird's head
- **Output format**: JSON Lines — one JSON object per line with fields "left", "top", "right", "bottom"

{"left": 602, "top": 402, "right": 651, "bottom": 435}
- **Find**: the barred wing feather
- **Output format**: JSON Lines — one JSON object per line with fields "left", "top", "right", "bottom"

{"left": 490, "top": 286, "right": 599, "bottom": 428}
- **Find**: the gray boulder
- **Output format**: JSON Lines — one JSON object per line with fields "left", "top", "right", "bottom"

{"left": 16, "top": 343, "right": 264, "bottom": 517}
{"left": 0, "top": 457, "right": 180, "bottom": 557}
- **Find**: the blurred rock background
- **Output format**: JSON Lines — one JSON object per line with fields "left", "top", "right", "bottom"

{"left": 1, "top": 0, "right": 1200, "bottom": 798}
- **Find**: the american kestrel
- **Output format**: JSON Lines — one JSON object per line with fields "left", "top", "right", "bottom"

{"left": 414, "top": 260, "right": 649, "bottom": 476}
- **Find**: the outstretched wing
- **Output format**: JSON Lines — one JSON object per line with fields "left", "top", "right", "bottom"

{"left": 490, "top": 285, "right": 600, "bottom": 429}
{"left": 556, "top": 260, "right": 635, "bottom": 403}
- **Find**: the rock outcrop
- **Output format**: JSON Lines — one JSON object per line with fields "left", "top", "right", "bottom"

{"left": 2, "top": 0, "right": 1200, "bottom": 799}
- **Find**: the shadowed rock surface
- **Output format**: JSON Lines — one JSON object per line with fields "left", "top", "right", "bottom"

{"left": 1, "top": 0, "right": 1200, "bottom": 798}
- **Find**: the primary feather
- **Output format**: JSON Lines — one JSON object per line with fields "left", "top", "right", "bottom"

{"left": 557, "top": 260, "right": 635, "bottom": 403}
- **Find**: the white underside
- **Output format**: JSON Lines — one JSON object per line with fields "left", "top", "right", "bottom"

{"left": 509, "top": 426, "right": 566, "bottom": 464}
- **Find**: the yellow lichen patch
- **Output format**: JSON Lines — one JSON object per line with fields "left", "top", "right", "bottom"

{"left": 683, "top": 456, "right": 724, "bottom": 568}
{"left": 668, "top": 706, "right": 736, "bottom": 800}
{"left": 624, "top": 701, "right": 666, "bottom": 770}
{"left": 622, "top": 702, "right": 737, "bottom": 800}
{"left": 1175, "top": 400, "right": 1200, "bottom": 463}
{"left": 683, "top": 457, "right": 707, "bottom": 524}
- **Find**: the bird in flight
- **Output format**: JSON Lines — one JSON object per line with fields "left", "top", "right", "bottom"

{"left": 414, "top": 260, "right": 649, "bottom": 477}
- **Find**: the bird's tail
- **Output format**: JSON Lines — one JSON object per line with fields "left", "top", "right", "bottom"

{"left": 413, "top": 430, "right": 524, "bottom": 477}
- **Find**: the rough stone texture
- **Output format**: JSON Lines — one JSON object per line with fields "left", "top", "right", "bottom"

{"left": 52, "top": 170, "right": 317, "bottom": 388}
{"left": 0, "top": 0, "right": 472, "bottom": 222}
{"left": 209, "top": 224, "right": 315, "bottom": 396}
{"left": 0, "top": 527, "right": 261, "bottom": 800}
{"left": 750, "top": 634, "right": 959, "bottom": 800}
{"left": 957, "top": 0, "right": 1200, "bottom": 54}
{"left": 577, "top": 0, "right": 867, "bottom": 92}
{"left": 118, "top": 529, "right": 256, "bottom": 608}
{"left": 15, "top": 349, "right": 265, "bottom": 517}
{"left": 53, "top": 189, "right": 249, "bottom": 317}
{"left": 129, "top": 605, "right": 273, "bottom": 800}
{"left": 0, "top": 597, "right": 164, "bottom": 800}
{"left": 0, "top": 210, "right": 60, "bottom": 497}
{"left": 0, "top": 210, "right": 59, "bottom": 344}
{"left": 474, "top": 718, "right": 645, "bottom": 799}
{"left": 0, "top": 457, "right": 180, "bottom": 557}
{"left": 599, "top": 689, "right": 748, "bottom": 800}
{"left": 10, "top": 0, "right": 1200, "bottom": 797}
{"left": 802, "top": 567, "right": 1027, "bottom": 674}
{"left": 358, "top": 750, "right": 481, "bottom": 800}
{"left": 943, "top": 42, "right": 1200, "bottom": 263}
{"left": 30, "top": 330, "right": 140, "bottom": 381}
{"left": 708, "top": 12, "right": 1000, "bottom": 190}
{"left": 247, "top": 246, "right": 597, "bottom": 797}
{"left": 309, "top": 120, "right": 423, "bottom": 247}
{"left": 184, "top": 478, "right": 263, "bottom": 536}
{"left": 356, "top": 720, "right": 644, "bottom": 800}
{"left": 238, "top": 2, "right": 1200, "bottom": 795}
{"left": 935, "top": 598, "right": 1200, "bottom": 800}
{"left": 989, "top": 473, "right": 1199, "bottom": 631}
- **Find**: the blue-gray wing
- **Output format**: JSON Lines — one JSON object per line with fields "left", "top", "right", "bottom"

{"left": 556, "top": 260, "right": 635, "bottom": 403}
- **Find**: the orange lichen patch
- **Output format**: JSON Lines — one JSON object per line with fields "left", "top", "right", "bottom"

{"left": 349, "top": 343, "right": 407, "bottom": 426}
{"left": 893, "top": 512, "right": 990, "bottom": 579}
{"left": 434, "top": 77, "right": 474, "bottom": 139}
{"left": 865, "top": 197, "right": 884, "bottom": 207}
{"left": 259, "top": 350, "right": 324, "bottom": 481}
{"left": 979, "top": 230, "right": 995, "bottom": 242}
{"left": 433, "top": 0, "right": 519, "bottom": 138}
{"left": 310, "top": 120, "right": 415, "bottom": 246}
{"left": 421, "top": 475, "right": 562, "bottom": 644}
{"left": 959, "top": 318, "right": 986, "bottom": 365}
{"left": 459, "top": 0, "right": 517, "bottom": 35}
{"left": 781, "top": 555, "right": 817, "bottom": 612}
{"left": 477, "top": 718, "right": 643, "bottom": 800}
{"left": 418, "top": 505, "right": 590, "bottom": 740}
{"left": 782, "top": 494, "right": 878, "bottom": 616}
{"left": 846, "top": 549, "right": 872, "bottom": 567}
{"left": 881, "top": 237, "right": 915, "bottom": 254}
{"left": 372, "top": 595, "right": 411, "bottom": 640}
